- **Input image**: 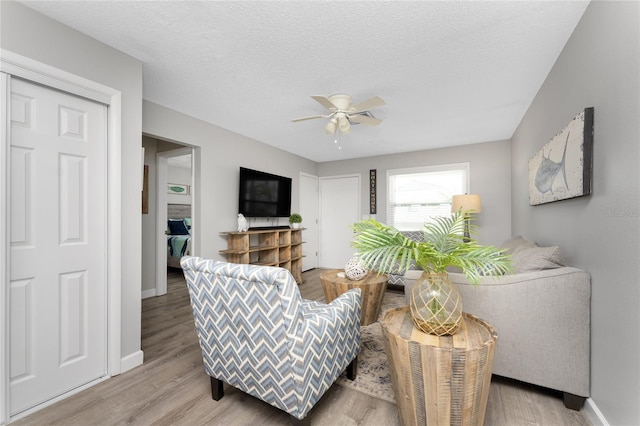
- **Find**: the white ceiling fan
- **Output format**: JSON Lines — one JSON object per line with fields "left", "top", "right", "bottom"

{"left": 292, "top": 94, "right": 385, "bottom": 137}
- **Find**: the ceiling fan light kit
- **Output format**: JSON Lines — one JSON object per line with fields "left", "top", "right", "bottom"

{"left": 338, "top": 114, "right": 351, "bottom": 134}
{"left": 293, "top": 93, "right": 385, "bottom": 148}
{"left": 325, "top": 118, "right": 337, "bottom": 134}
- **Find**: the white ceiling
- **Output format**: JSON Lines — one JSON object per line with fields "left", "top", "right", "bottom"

{"left": 20, "top": 1, "right": 589, "bottom": 163}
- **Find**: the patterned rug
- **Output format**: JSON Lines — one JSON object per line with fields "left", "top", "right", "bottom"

{"left": 334, "top": 292, "right": 405, "bottom": 404}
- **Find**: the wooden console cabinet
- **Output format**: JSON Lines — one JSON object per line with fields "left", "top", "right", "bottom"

{"left": 220, "top": 228, "right": 304, "bottom": 283}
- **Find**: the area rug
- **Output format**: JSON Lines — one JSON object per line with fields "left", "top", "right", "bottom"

{"left": 334, "top": 292, "right": 405, "bottom": 404}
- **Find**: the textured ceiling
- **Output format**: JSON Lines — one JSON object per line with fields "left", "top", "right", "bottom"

{"left": 20, "top": 1, "right": 589, "bottom": 162}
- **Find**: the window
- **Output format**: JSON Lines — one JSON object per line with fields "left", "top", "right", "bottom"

{"left": 387, "top": 163, "right": 469, "bottom": 230}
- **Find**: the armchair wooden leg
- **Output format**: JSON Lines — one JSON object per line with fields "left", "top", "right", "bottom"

{"left": 290, "top": 414, "right": 310, "bottom": 426}
{"left": 346, "top": 358, "right": 358, "bottom": 381}
{"left": 210, "top": 376, "right": 224, "bottom": 401}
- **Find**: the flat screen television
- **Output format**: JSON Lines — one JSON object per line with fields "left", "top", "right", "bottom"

{"left": 238, "top": 167, "right": 292, "bottom": 218}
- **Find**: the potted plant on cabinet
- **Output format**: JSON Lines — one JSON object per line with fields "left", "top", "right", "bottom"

{"left": 351, "top": 212, "right": 512, "bottom": 335}
{"left": 289, "top": 213, "right": 302, "bottom": 229}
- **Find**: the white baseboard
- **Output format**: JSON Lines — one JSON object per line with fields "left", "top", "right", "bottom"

{"left": 141, "top": 288, "right": 156, "bottom": 299}
{"left": 584, "top": 398, "right": 608, "bottom": 426}
{"left": 120, "top": 350, "right": 144, "bottom": 374}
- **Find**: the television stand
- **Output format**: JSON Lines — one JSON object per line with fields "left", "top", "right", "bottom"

{"left": 220, "top": 228, "right": 305, "bottom": 284}
{"left": 249, "top": 226, "right": 290, "bottom": 230}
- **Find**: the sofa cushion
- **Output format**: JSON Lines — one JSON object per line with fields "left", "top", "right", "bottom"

{"left": 511, "top": 245, "right": 564, "bottom": 273}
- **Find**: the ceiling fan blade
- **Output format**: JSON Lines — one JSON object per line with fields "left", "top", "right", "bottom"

{"left": 311, "top": 95, "right": 338, "bottom": 111}
{"left": 350, "top": 96, "right": 386, "bottom": 113}
{"left": 348, "top": 114, "right": 382, "bottom": 126}
{"left": 291, "top": 115, "right": 325, "bottom": 122}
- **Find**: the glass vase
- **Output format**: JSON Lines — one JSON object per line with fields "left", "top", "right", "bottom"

{"left": 410, "top": 272, "right": 463, "bottom": 336}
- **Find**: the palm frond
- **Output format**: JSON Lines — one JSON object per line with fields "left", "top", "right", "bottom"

{"left": 351, "top": 215, "right": 512, "bottom": 285}
{"left": 352, "top": 220, "right": 419, "bottom": 274}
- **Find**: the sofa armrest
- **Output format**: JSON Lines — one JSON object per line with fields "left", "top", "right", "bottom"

{"left": 300, "top": 289, "right": 362, "bottom": 322}
{"left": 452, "top": 266, "right": 591, "bottom": 397}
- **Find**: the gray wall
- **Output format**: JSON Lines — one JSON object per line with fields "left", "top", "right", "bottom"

{"left": 142, "top": 101, "right": 318, "bottom": 262}
{"left": 1, "top": 2, "right": 144, "bottom": 362}
{"left": 511, "top": 2, "right": 639, "bottom": 424}
{"left": 141, "top": 138, "right": 157, "bottom": 295}
{"left": 318, "top": 140, "right": 512, "bottom": 247}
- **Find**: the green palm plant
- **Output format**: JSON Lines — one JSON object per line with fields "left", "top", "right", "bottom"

{"left": 352, "top": 212, "right": 512, "bottom": 335}
{"left": 351, "top": 212, "right": 512, "bottom": 285}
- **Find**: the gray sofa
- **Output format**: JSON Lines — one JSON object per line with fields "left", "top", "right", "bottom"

{"left": 403, "top": 237, "right": 591, "bottom": 410}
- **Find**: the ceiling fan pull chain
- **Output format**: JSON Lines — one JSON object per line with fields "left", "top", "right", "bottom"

{"left": 334, "top": 128, "right": 342, "bottom": 150}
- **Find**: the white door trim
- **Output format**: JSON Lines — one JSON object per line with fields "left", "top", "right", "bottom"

{"left": 1, "top": 50, "right": 123, "bottom": 423}
{"left": 1, "top": 71, "right": 9, "bottom": 426}
{"left": 155, "top": 147, "right": 195, "bottom": 296}
{"left": 299, "top": 172, "right": 319, "bottom": 271}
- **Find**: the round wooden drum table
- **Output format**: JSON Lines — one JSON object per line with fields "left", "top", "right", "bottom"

{"left": 319, "top": 270, "right": 388, "bottom": 326}
{"left": 381, "top": 307, "right": 497, "bottom": 426}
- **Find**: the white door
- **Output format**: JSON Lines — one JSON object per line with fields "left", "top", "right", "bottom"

{"left": 300, "top": 173, "right": 318, "bottom": 271}
{"left": 319, "top": 175, "right": 360, "bottom": 269}
{"left": 9, "top": 78, "right": 107, "bottom": 415}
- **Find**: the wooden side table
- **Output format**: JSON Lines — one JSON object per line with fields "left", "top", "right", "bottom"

{"left": 319, "top": 270, "right": 388, "bottom": 325}
{"left": 381, "top": 307, "right": 497, "bottom": 426}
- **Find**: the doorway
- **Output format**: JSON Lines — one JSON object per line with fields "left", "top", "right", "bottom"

{"left": 155, "top": 146, "right": 195, "bottom": 296}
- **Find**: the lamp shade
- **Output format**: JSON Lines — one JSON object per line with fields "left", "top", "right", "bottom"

{"left": 325, "top": 118, "right": 337, "bottom": 134}
{"left": 338, "top": 115, "right": 351, "bottom": 134}
{"left": 451, "top": 194, "right": 482, "bottom": 213}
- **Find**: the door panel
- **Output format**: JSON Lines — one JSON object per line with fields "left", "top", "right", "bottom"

{"left": 318, "top": 175, "right": 360, "bottom": 269}
{"left": 9, "top": 78, "right": 107, "bottom": 415}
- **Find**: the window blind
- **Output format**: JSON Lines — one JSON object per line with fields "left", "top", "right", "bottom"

{"left": 388, "top": 165, "right": 468, "bottom": 231}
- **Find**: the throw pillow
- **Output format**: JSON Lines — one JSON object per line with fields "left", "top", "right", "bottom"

{"left": 511, "top": 246, "right": 564, "bottom": 273}
{"left": 500, "top": 236, "right": 537, "bottom": 255}
{"left": 168, "top": 219, "right": 189, "bottom": 235}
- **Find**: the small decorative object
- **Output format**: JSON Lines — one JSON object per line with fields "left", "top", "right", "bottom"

{"left": 344, "top": 255, "right": 368, "bottom": 281}
{"left": 528, "top": 107, "right": 594, "bottom": 205}
{"left": 142, "top": 165, "right": 149, "bottom": 214}
{"left": 168, "top": 183, "right": 190, "bottom": 195}
{"left": 237, "top": 213, "right": 249, "bottom": 232}
{"left": 289, "top": 213, "right": 302, "bottom": 229}
{"left": 369, "top": 169, "right": 377, "bottom": 214}
{"left": 352, "top": 213, "right": 512, "bottom": 335}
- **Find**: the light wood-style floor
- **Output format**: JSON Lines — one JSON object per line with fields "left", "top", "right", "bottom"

{"left": 14, "top": 268, "right": 592, "bottom": 425}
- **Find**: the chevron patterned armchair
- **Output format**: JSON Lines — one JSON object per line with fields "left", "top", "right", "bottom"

{"left": 181, "top": 256, "right": 362, "bottom": 425}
